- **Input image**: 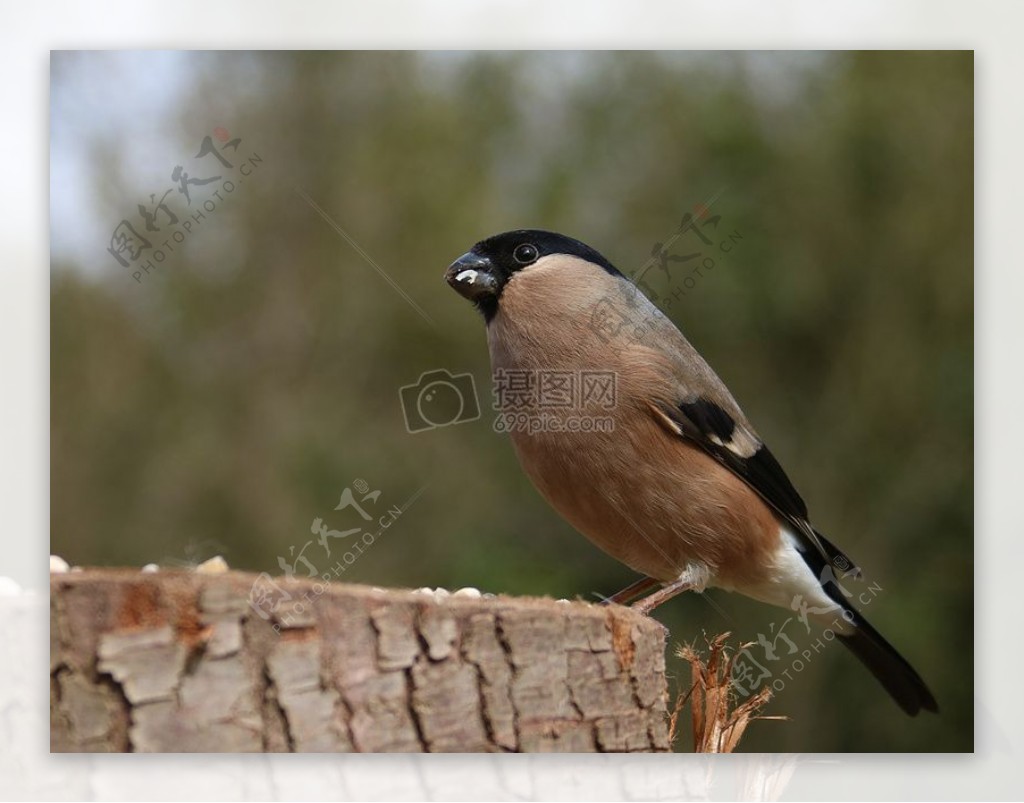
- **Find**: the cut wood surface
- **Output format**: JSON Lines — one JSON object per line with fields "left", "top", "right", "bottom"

{"left": 50, "top": 570, "right": 671, "bottom": 753}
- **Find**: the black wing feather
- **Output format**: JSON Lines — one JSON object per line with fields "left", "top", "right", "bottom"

{"left": 668, "top": 398, "right": 858, "bottom": 574}
{"left": 674, "top": 398, "right": 808, "bottom": 523}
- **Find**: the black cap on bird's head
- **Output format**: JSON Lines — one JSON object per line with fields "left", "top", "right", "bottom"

{"left": 445, "top": 229, "right": 622, "bottom": 321}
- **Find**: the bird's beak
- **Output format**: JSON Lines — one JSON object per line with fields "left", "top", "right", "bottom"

{"left": 445, "top": 252, "right": 500, "bottom": 302}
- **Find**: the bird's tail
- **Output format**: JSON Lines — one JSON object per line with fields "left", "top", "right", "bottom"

{"left": 805, "top": 538, "right": 938, "bottom": 716}
{"left": 833, "top": 601, "right": 939, "bottom": 716}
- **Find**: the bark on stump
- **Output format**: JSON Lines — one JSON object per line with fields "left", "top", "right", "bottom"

{"left": 50, "top": 570, "right": 671, "bottom": 752}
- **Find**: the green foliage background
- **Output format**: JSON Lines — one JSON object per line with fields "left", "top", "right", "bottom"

{"left": 51, "top": 51, "right": 972, "bottom": 752}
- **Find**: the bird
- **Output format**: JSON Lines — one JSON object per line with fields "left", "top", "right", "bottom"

{"left": 444, "top": 228, "right": 938, "bottom": 717}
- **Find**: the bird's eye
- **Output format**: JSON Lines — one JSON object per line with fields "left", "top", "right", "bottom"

{"left": 512, "top": 243, "right": 539, "bottom": 265}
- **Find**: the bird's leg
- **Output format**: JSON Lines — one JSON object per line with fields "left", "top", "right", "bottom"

{"left": 631, "top": 577, "right": 693, "bottom": 615}
{"left": 600, "top": 576, "right": 661, "bottom": 606}
{"left": 631, "top": 564, "right": 709, "bottom": 615}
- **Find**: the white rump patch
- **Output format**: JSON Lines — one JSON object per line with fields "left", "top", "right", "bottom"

{"left": 740, "top": 527, "right": 854, "bottom": 633}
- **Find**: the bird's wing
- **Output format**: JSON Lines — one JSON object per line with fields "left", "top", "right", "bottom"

{"left": 648, "top": 398, "right": 860, "bottom": 576}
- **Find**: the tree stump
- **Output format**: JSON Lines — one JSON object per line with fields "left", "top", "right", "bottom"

{"left": 50, "top": 570, "right": 671, "bottom": 753}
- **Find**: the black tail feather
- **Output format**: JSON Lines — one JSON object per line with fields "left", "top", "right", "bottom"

{"left": 836, "top": 605, "right": 939, "bottom": 716}
{"left": 799, "top": 530, "right": 938, "bottom": 716}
